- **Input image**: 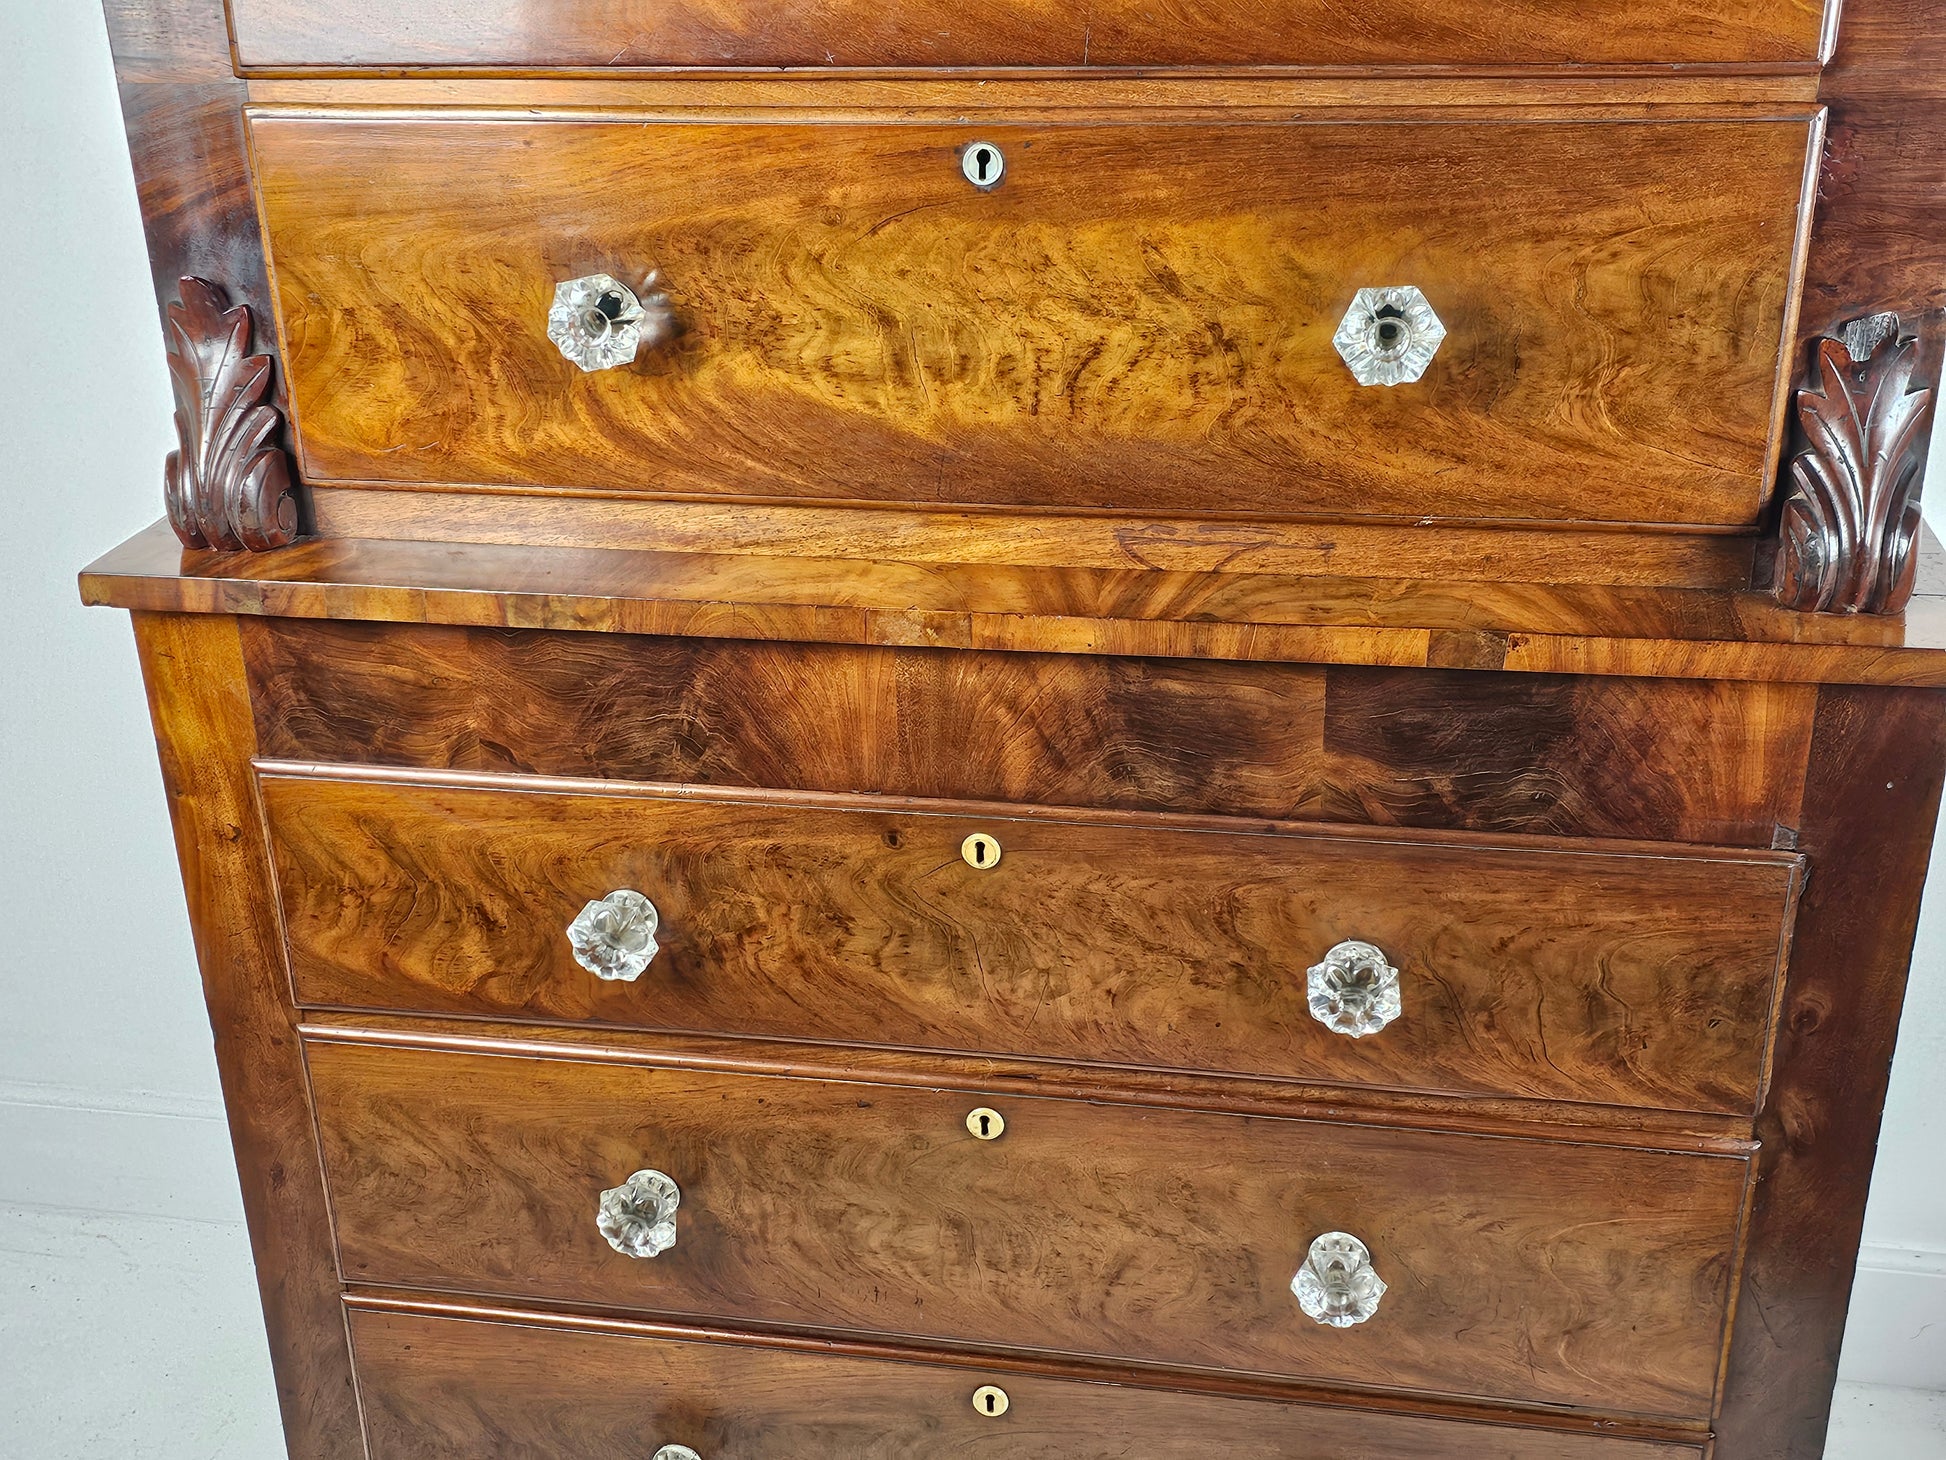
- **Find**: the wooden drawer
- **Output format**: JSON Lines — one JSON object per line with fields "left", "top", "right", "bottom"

{"left": 249, "top": 113, "right": 1815, "bottom": 529}
{"left": 349, "top": 1304, "right": 1708, "bottom": 1459}
{"left": 265, "top": 769, "right": 1801, "bottom": 1115}
{"left": 229, "top": 0, "right": 1827, "bottom": 70}
{"left": 309, "top": 1035, "right": 1750, "bottom": 1418}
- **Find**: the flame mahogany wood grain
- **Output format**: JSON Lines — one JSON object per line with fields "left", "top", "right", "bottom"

{"left": 236, "top": 618, "right": 1819, "bottom": 847}
{"left": 224, "top": 0, "right": 1827, "bottom": 71}
{"left": 305, "top": 1031, "right": 1749, "bottom": 1419}
{"left": 260, "top": 767, "right": 1802, "bottom": 1114}
{"left": 1714, "top": 685, "right": 1946, "bottom": 1458}
{"left": 128, "top": 613, "right": 361, "bottom": 1459}
{"left": 246, "top": 113, "right": 1813, "bottom": 529}
{"left": 346, "top": 1304, "right": 1709, "bottom": 1460}
{"left": 79, "top": 522, "right": 1946, "bottom": 688}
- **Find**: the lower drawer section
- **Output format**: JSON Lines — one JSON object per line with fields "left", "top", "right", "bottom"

{"left": 309, "top": 1032, "right": 1749, "bottom": 1419}
{"left": 349, "top": 1304, "right": 1707, "bottom": 1460}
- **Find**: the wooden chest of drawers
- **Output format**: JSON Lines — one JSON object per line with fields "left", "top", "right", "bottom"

{"left": 84, "top": 1, "right": 1946, "bottom": 1456}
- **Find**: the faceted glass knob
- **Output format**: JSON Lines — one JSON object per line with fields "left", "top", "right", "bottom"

{"left": 547, "top": 271, "right": 676, "bottom": 372}
{"left": 1292, "top": 1231, "right": 1387, "bottom": 1327}
{"left": 1306, "top": 939, "right": 1402, "bottom": 1038}
{"left": 1333, "top": 285, "right": 1446, "bottom": 386}
{"left": 567, "top": 889, "right": 661, "bottom": 982}
{"left": 654, "top": 1449, "right": 702, "bottom": 1460}
{"left": 598, "top": 1169, "right": 681, "bottom": 1259}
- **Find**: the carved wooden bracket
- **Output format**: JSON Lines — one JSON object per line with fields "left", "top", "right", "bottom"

{"left": 1774, "top": 313, "right": 1935, "bottom": 614}
{"left": 163, "top": 277, "right": 304, "bottom": 551}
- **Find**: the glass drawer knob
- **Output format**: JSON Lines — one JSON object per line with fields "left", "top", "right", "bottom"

{"left": 1333, "top": 285, "right": 1445, "bottom": 386}
{"left": 1293, "top": 1231, "right": 1387, "bottom": 1327}
{"left": 653, "top": 1449, "right": 701, "bottom": 1460}
{"left": 1306, "top": 939, "right": 1402, "bottom": 1038}
{"left": 598, "top": 1169, "right": 680, "bottom": 1259}
{"left": 548, "top": 271, "right": 677, "bottom": 372}
{"left": 568, "top": 889, "right": 661, "bottom": 982}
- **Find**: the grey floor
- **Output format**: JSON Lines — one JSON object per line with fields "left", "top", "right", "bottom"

{"left": 1, "top": 1202, "right": 1940, "bottom": 1457}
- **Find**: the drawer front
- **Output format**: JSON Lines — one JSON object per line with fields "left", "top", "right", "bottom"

{"left": 350, "top": 1305, "right": 1708, "bottom": 1459}
{"left": 231, "top": 0, "right": 1826, "bottom": 70}
{"left": 266, "top": 771, "right": 1801, "bottom": 1115}
{"left": 250, "top": 114, "right": 1813, "bottom": 528}
{"left": 310, "top": 1038, "right": 1749, "bottom": 1417}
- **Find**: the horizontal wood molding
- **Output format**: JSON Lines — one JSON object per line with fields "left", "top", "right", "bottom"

{"left": 81, "top": 521, "right": 1946, "bottom": 686}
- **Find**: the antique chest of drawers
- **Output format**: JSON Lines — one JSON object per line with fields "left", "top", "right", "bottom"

{"left": 83, "top": 1, "right": 1946, "bottom": 1457}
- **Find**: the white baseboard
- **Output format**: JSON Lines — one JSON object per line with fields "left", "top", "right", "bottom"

{"left": 0, "top": 1081, "right": 244, "bottom": 1226}
{"left": 0, "top": 1086, "right": 1940, "bottom": 1391}
{"left": 1841, "top": 1244, "right": 1946, "bottom": 1392}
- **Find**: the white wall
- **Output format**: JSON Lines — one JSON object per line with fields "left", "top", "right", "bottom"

{"left": 1, "top": 0, "right": 1941, "bottom": 1400}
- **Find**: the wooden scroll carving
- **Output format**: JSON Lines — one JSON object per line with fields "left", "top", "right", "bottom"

{"left": 1774, "top": 313, "right": 1935, "bottom": 615}
{"left": 164, "top": 277, "right": 303, "bottom": 551}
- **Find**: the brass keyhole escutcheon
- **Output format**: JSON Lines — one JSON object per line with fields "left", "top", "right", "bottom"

{"left": 967, "top": 1107, "right": 1005, "bottom": 1141}
{"left": 961, "top": 832, "right": 1002, "bottom": 869}
{"left": 972, "top": 1384, "right": 1011, "bottom": 1417}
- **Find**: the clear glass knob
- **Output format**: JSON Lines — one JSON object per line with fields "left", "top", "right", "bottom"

{"left": 1333, "top": 285, "right": 1446, "bottom": 386}
{"left": 654, "top": 1449, "right": 701, "bottom": 1460}
{"left": 547, "top": 271, "right": 676, "bottom": 372}
{"left": 567, "top": 889, "right": 661, "bottom": 982}
{"left": 1306, "top": 939, "right": 1402, "bottom": 1038}
{"left": 597, "top": 1169, "right": 681, "bottom": 1258}
{"left": 1292, "top": 1231, "right": 1387, "bottom": 1327}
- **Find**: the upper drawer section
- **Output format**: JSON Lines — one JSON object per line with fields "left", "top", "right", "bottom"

{"left": 227, "top": 1, "right": 1829, "bottom": 71}
{"left": 249, "top": 114, "right": 1816, "bottom": 528}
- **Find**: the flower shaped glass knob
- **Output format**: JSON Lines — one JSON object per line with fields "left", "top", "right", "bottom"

{"left": 598, "top": 1169, "right": 681, "bottom": 1259}
{"left": 567, "top": 890, "right": 661, "bottom": 982}
{"left": 653, "top": 1448, "right": 702, "bottom": 1460}
{"left": 548, "top": 271, "right": 676, "bottom": 372}
{"left": 1306, "top": 939, "right": 1402, "bottom": 1038}
{"left": 1292, "top": 1231, "right": 1387, "bottom": 1327}
{"left": 1333, "top": 285, "right": 1445, "bottom": 386}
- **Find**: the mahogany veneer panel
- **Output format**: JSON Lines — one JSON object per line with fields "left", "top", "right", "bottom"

{"left": 348, "top": 1304, "right": 1709, "bottom": 1460}
{"left": 227, "top": 0, "right": 1827, "bottom": 71}
{"left": 242, "top": 620, "right": 1819, "bottom": 846}
{"left": 265, "top": 769, "right": 1802, "bottom": 1113}
{"left": 248, "top": 114, "right": 1813, "bottom": 528}
{"left": 308, "top": 1035, "right": 1749, "bottom": 1418}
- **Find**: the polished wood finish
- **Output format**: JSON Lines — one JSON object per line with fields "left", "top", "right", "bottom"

{"left": 1716, "top": 684, "right": 1946, "bottom": 1457}
{"left": 1774, "top": 316, "right": 1935, "bottom": 613}
{"left": 307, "top": 1031, "right": 1749, "bottom": 1418}
{"left": 348, "top": 1304, "right": 1709, "bottom": 1460}
{"left": 164, "top": 278, "right": 304, "bottom": 550}
{"left": 128, "top": 613, "right": 360, "bottom": 1458}
{"left": 238, "top": 619, "right": 1819, "bottom": 846}
{"left": 247, "top": 112, "right": 1814, "bottom": 529}
{"left": 84, "top": 2, "right": 1946, "bottom": 1457}
{"left": 264, "top": 766, "right": 1802, "bottom": 1114}
{"left": 225, "top": 0, "right": 1829, "bottom": 72}
{"left": 81, "top": 521, "right": 1946, "bottom": 688}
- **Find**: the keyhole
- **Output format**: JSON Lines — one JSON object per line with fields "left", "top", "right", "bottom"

{"left": 961, "top": 141, "right": 1005, "bottom": 189}
{"left": 960, "top": 832, "right": 1002, "bottom": 869}
{"left": 966, "top": 1106, "right": 1005, "bottom": 1140}
{"left": 972, "top": 1384, "right": 1011, "bottom": 1417}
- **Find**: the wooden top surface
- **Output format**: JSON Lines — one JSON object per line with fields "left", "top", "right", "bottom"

{"left": 80, "top": 519, "right": 1946, "bottom": 687}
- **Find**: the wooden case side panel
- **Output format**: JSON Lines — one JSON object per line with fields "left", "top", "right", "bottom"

{"left": 240, "top": 619, "right": 1818, "bottom": 847}
{"left": 1715, "top": 685, "right": 1946, "bottom": 1458}
{"left": 348, "top": 1304, "right": 1710, "bottom": 1460}
{"left": 129, "top": 612, "right": 361, "bottom": 1459}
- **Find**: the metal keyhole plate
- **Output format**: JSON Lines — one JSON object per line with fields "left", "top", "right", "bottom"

{"left": 967, "top": 1107, "right": 1005, "bottom": 1140}
{"left": 961, "top": 832, "right": 1002, "bottom": 869}
{"left": 972, "top": 1385, "right": 1011, "bottom": 1417}
{"left": 961, "top": 141, "right": 1005, "bottom": 189}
